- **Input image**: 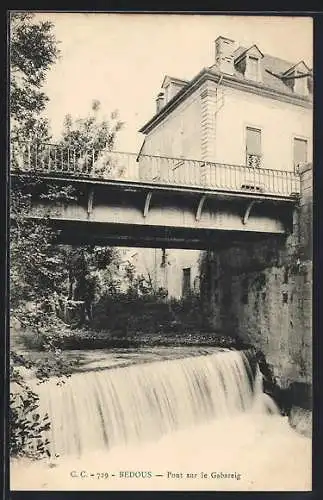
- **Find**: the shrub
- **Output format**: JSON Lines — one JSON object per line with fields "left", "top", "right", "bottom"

{"left": 10, "top": 358, "right": 51, "bottom": 459}
{"left": 91, "top": 291, "right": 207, "bottom": 335}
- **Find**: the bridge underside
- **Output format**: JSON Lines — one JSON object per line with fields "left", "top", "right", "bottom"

{"left": 20, "top": 177, "right": 295, "bottom": 249}
{"left": 49, "top": 219, "right": 287, "bottom": 249}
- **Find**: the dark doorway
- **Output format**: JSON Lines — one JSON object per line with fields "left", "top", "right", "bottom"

{"left": 182, "top": 267, "right": 191, "bottom": 298}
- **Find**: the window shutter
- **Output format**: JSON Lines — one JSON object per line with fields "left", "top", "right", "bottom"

{"left": 248, "top": 56, "right": 259, "bottom": 81}
{"left": 246, "top": 127, "right": 261, "bottom": 155}
{"left": 294, "top": 72, "right": 308, "bottom": 96}
{"left": 293, "top": 138, "right": 307, "bottom": 167}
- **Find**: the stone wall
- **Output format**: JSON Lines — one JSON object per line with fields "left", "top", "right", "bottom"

{"left": 201, "top": 163, "right": 312, "bottom": 390}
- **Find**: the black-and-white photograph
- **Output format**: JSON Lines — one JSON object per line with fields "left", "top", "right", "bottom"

{"left": 9, "top": 12, "right": 313, "bottom": 491}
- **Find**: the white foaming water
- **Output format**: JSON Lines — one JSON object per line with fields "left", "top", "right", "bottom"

{"left": 30, "top": 350, "right": 260, "bottom": 457}
{"left": 11, "top": 349, "right": 312, "bottom": 491}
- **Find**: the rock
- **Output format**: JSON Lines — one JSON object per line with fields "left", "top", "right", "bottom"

{"left": 288, "top": 381, "right": 312, "bottom": 410}
{"left": 288, "top": 406, "right": 312, "bottom": 438}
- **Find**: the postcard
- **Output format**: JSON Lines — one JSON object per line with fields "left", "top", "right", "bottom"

{"left": 9, "top": 12, "right": 313, "bottom": 493}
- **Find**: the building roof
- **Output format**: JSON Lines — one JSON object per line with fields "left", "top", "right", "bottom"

{"left": 139, "top": 46, "right": 312, "bottom": 134}
{"left": 234, "top": 44, "right": 264, "bottom": 63}
{"left": 228, "top": 46, "right": 313, "bottom": 95}
{"left": 282, "top": 60, "right": 312, "bottom": 77}
{"left": 161, "top": 75, "right": 189, "bottom": 88}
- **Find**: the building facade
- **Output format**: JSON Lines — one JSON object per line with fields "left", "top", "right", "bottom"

{"left": 118, "top": 247, "right": 201, "bottom": 299}
{"left": 139, "top": 36, "right": 312, "bottom": 170}
{"left": 131, "top": 36, "right": 313, "bottom": 300}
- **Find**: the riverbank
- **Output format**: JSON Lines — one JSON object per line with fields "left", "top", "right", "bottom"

{"left": 16, "top": 327, "right": 248, "bottom": 351}
{"left": 16, "top": 346, "right": 226, "bottom": 376}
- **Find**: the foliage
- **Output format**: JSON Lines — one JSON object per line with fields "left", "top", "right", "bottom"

{"left": 58, "top": 100, "right": 124, "bottom": 176}
{"left": 61, "top": 246, "right": 122, "bottom": 325}
{"left": 91, "top": 278, "right": 203, "bottom": 335}
{"left": 10, "top": 198, "right": 65, "bottom": 307}
{"left": 10, "top": 354, "right": 51, "bottom": 459}
{"left": 123, "top": 261, "right": 158, "bottom": 299}
{"left": 9, "top": 12, "right": 131, "bottom": 461}
{"left": 9, "top": 12, "right": 67, "bottom": 460}
{"left": 46, "top": 329, "right": 241, "bottom": 350}
{"left": 60, "top": 100, "right": 124, "bottom": 151}
{"left": 10, "top": 12, "right": 60, "bottom": 142}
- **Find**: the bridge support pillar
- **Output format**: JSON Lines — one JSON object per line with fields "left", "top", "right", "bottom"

{"left": 143, "top": 191, "right": 153, "bottom": 217}
{"left": 201, "top": 163, "right": 313, "bottom": 395}
{"left": 87, "top": 188, "right": 94, "bottom": 217}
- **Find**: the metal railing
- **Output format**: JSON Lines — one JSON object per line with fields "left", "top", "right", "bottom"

{"left": 10, "top": 141, "right": 300, "bottom": 198}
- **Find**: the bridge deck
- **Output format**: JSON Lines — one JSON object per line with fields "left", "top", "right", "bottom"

{"left": 11, "top": 142, "right": 300, "bottom": 200}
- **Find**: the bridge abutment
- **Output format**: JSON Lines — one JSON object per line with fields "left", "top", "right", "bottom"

{"left": 201, "top": 163, "right": 312, "bottom": 404}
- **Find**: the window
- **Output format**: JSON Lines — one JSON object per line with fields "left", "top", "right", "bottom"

{"left": 246, "top": 127, "right": 262, "bottom": 168}
{"left": 164, "top": 85, "right": 170, "bottom": 103}
{"left": 293, "top": 72, "right": 308, "bottom": 96}
{"left": 293, "top": 138, "right": 308, "bottom": 172}
{"left": 182, "top": 268, "right": 191, "bottom": 298}
{"left": 248, "top": 56, "right": 259, "bottom": 81}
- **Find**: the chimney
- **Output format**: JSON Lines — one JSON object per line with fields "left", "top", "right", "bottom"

{"left": 214, "top": 36, "right": 236, "bottom": 75}
{"left": 156, "top": 91, "right": 165, "bottom": 113}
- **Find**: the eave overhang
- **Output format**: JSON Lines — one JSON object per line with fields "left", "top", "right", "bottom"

{"left": 139, "top": 68, "right": 312, "bottom": 135}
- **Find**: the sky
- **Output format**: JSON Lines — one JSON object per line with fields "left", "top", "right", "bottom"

{"left": 34, "top": 13, "right": 313, "bottom": 153}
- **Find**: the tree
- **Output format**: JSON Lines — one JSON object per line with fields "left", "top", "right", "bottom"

{"left": 59, "top": 100, "right": 124, "bottom": 176}
{"left": 54, "top": 103, "right": 125, "bottom": 320}
{"left": 9, "top": 13, "right": 127, "bottom": 458}
{"left": 9, "top": 12, "right": 70, "bottom": 322}
{"left": 9, "top": 10, "right": 69, "bottom": 328}
{"left": 60, "top": 100, "right": 123, "bottom": 151}
{"left": 63, "top": 245, "right": 122, "bottom": 324}
{"left": 10, "top": 12, "right": 60, "bottom": 142}
{"left": 9, "top": 12, "right": 67, "bottom": 460}
{"left": 10, "top": 11, "right": 64, "bottom": 341}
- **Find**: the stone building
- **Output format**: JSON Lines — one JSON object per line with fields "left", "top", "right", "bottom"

{"left": 119, "top": 247, "right": 201, "bottom": 299}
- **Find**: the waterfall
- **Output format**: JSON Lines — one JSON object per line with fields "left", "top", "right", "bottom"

{"left": 32, "top": 349, "right": 275, "bottom": 459}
